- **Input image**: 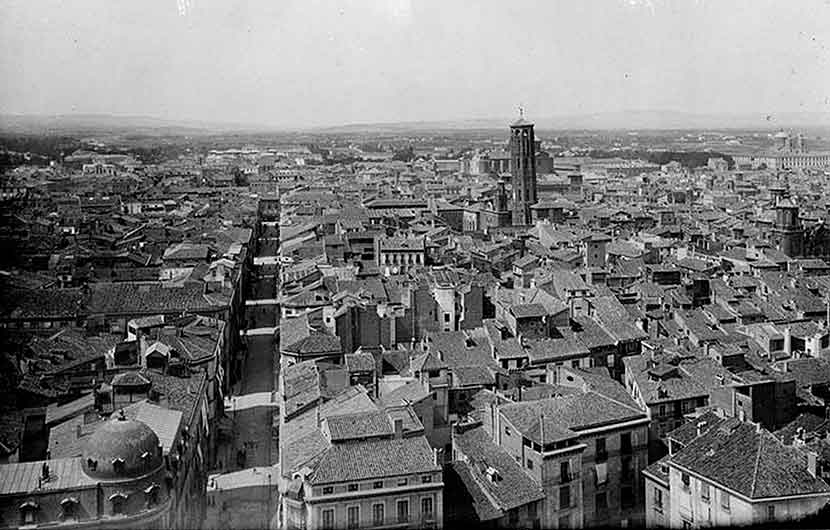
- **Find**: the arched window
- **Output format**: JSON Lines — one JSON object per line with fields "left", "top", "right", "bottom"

{"left": 60, "top": 497, "right": 79, "bottom": 520}
{"left": 109, "top": 492, "right": 128, "bottom": 515}
{"left": 19, "top": 500, "right": 38, "bottom": 525}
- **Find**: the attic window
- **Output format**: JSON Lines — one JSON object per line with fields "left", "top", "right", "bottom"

{"left": 60, "top": 497, "right": 79, "bottom": 520}
{"left": 144, "top": 483, "right": 160, "bottom": 507}
{"left": 109, "top": 492, "right": 128, "bottom": 515}
{"left": 112, "top": 458, "right": 125, "bottom": 474}
{"left": 485, "top": 467, "right": 502, "bottom": 483}
{"left": 19, "top": 501, "right": 38, "bottom": 525}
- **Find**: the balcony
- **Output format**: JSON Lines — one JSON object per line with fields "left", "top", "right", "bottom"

{"left": 560, "top": 471, "right": 579, "bottom": 484}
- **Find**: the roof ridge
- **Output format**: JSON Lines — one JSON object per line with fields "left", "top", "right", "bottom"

{"left": 749, "top": 428, "right": 764, "bottom": 497}
{"left": 587, "top": 389, "right": 644, "bottom": 415}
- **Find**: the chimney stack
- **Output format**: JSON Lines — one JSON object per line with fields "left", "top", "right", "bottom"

{"left": 807, "top": 451, "right": 818, "bottom": 478}
{"left": 394, "top": 418, "right": 404, "bottom": 439}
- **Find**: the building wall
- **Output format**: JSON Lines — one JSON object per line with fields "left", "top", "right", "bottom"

{"left": 668, "top": 466, "right": 830, "bottom": 528}
{"left": 643, "top": 475, "right": 670, "bottom": 528}
{"left": 305, "top": 478, "right": 443, "bottom": 530}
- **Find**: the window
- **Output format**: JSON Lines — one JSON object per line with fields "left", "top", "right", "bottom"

{"left": 595, "top": 492, "right": 607, "bottom": 517}
{"left": 347, "top": 506, "right": 359, "bottom": 530}
{"left": 527, "top": 459, "right": 534, "bottom": 470}
{"left": 595, "top": 437, "right": 607, "bottom": 462}
{"left": 721, "top": 492, "right": 731, "bottom": 512}
{"left": 322, "top": 508, "right": 335, "bottom": 530}
{"left": 681, "top": 473, "right": 691, "bottom": 491}
{"left": 701, "top": 483, "right": 710, "bottom": 503}
{"left": 653, "top": 488, "right": 663, "bottom": 511}
{"left": 373, "top": 503, "right": 384, "bottom": 526}
{"left": 561, "top": 460, "right": 571, "bottom": 483}
{"left": 508, "top": 509, "right": 519, "bottom": 526}
{"left": 112, "top": 458, "right": 125, "bottom": 474}
{"left": 397, "top": 500, "right": 409, "bottom": 523}
{"left": 110, "top": 493, "right": 128, "bottom": 515}
{"left": 397, "top": 478, "right": 408, "bottom": 487}
{"left": 373, "top": 480, "right": 384, "bottom": 489}
{"left": 621, "top": 432, "right": 632, "bottom": 455}
{"left": 60, "top": 498, "right": 78, "bottom": 520}
{"left": 571, "top": 360, "right": 580, "bottom": 368}
{"left": 145, "top": 484, "right": 160, "bottom": 507}
{"left": 559, "top": 514, "right": 570, "bottom": 528}
{"left": 658, "top": 404, "right": 666, "bottom": 417}
{"left": 767, "top": 505, "right": 775, "bottom": 520}
{"left": 528, "top": 501, "right": 538, "bottom": 519}
{"left": 20, "top": 502, "right": 38, "bottom": 525}
{"left": 505, "top": 426, "right": 511, "bottom": 436}
{"left": 422, "top": 475, "right": 432, "bottom": 483}
{"left": 348, "top": 483, "right": 359, "bottom": 492}
{"left": 622, "top": 486, "right": 634, "bottom": 509}
{"left": 559, "top": 485, "right": 571, "bottom": 509}
{"left": 622, "top": 456, "right": 633, "bottom": 480}
{"left": 421, "top": 497, "right": 434, "bottom": 520}
{"left": 323, "top": 486, "right": 334, "bottom": 495}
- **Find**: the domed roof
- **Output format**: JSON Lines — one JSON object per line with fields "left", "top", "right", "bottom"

{"left": 82, "top": 412, "right": 163, "bottom": 480}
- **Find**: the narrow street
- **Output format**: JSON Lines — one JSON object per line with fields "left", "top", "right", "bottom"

{"left": 216, "top": 221, "right": 279, "bottom": 471}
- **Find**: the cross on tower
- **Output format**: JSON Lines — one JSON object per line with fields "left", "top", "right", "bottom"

{"left": 518, "top": 105, "right": 524, "bottom": 119}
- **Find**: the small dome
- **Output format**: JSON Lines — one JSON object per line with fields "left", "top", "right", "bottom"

{"left": 82, "top": 413, "right": 163, "bottom": 480}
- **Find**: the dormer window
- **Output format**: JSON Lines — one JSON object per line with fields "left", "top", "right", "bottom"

{"left": 60, "top": 497, "right": 79, "bottom": 520}
{"left": 87, "top": 458, "right": 98, "bottom": 471}
{"left": 19, "top": 500, "right": 38, "bottom": 525}
{"left": 112, "top": 458, "right": 125, "bottom": 474}
{"left": 109, "top": 492, "right": 128, "bottom": 515}
{"left": 144, "top": 483, "right": 160, "bottom": 507}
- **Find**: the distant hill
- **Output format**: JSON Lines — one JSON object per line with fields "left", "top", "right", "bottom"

{"left": 0, "top": 113, "right": 273, "bottom": 136}
{"left": 2, "top": 110, "right": 829, "bottom": 136}
{"left": 316, "top": 110, "right": 830, "bottom": 133}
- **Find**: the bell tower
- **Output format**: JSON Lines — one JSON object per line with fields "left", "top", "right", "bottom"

{"left": 510, "top": 108, "right": 537, "bottom": 226}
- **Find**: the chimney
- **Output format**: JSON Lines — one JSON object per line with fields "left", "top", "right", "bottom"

{"left": 433, "top": 448, "right": 439, "bottom": 466}
{"left": 696, "top": 421, "right": 707, "bottom": 437}
{"left": 394, "top": 418, "right": 403, "bottom": 439}
{"left": 807, "top": 451, "right": 818, "bottom": 478}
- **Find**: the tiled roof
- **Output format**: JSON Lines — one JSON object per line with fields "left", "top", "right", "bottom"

{"left": 324, "top": 410, "right": 393, "bottom": 442}
{"left": 452, "top": 426, "right": 545, "bottom": 518}
{"left": 307, "top": 436, "right": 439, "bottom": 485}
{"left": 281, "top": 428, "right": 329, "bottom": 476}
{"left": 453, "top": 365, "right": 497, "bottom": 387}
{"left": 87, "top": 281, "right": 223, "bottom": 315}
{"left": 345, "top": 351, "right": 376, "bottom": 373}
{"left": 0, "top": 288, "right": 85, "bottom": 320}
{"left": 511, "top": 303, "right": 548, "bottom": 319}
{"left": 671, "top": 419, "right": 830, "bottom": 499}
{"left": 591, "top": 295, "right": 648, "bottom": 342}
{"left": 380, "top": 379, "right": 431, "bottom": 407}
{"left": 500, "top": 391, "right": 645, "bottom": 444}
{"left": 0, "top": 457, "right": 96, "bottom": 495}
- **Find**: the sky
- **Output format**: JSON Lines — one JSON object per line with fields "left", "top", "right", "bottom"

{"left": 1, "top": 0, "right": 829, "bottom": 128}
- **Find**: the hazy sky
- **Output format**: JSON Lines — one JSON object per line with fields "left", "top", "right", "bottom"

{"left": 1, "top": 0, "right": 829, "bottom": 128}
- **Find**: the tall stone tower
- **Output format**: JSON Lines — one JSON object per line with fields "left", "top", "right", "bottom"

{"left": 774, "top": 198, "right": 803, "bottom": 257}
{"left": 510, "top": 112, "right": 537, "bottom": 226}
